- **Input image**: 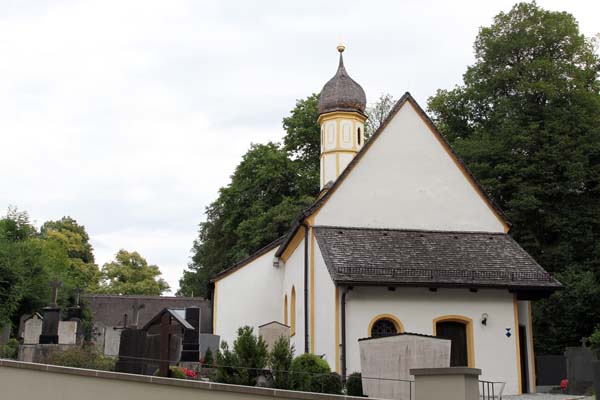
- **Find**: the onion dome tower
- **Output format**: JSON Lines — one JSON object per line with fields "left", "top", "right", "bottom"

{"left": 317, "top": 45, "right": 367, "bottom": 189}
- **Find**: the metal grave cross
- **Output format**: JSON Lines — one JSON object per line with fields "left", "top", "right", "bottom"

{"left": 50, "top": 280, "right": 63, "bottom": 307}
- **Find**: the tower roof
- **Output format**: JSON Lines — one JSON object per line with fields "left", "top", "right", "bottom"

{"left": 318, "top": 46, "right": 366, "bottom": 115}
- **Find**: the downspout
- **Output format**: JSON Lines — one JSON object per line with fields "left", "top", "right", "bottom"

{"left": 301, "top": 222, "right": 310, "bottom": 354}
{"left": 341, "top": 287, "right": 348, "bottom": 381}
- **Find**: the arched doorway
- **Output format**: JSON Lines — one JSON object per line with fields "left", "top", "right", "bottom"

{"left": 433, "top": 316, "right": 474, "bottom": 367}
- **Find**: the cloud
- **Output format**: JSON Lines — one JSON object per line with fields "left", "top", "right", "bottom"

{"left": 1, "top": 0, "right": 598, "bottom": 291}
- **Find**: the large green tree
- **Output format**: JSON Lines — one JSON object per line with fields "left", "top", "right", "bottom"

{"left": 41, "top": 217, "right": 100, "bottom": 291}
{"left": 99, "top": 249, "right": 169, "bottom": 295}
{"left": 0, "top": 208, "right": 75, "bottom": 329}
{"left": 427, "top": 2, "right": 600, "bottom": 352}
{"left": 179, "top": 142, "right": 315, "bottom": 297}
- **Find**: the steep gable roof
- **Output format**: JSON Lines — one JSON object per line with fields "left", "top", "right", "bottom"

{"left": 276, "top": 92, "right": 510, "bottom": 257}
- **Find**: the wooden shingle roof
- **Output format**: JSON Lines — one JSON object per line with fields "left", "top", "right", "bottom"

{"left": 314, "top": 226, "right": 561, "bottom": 292}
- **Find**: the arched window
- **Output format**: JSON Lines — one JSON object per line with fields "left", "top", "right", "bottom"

{"left": 290, "top": 286, "right": 296, "bottom": 336}
{"left": 357, "top": 127, "right": 362, "bottom": 146}
{"left": 368, "top": 314, "right": 404, "bottom": 338}
{"left": 433, "top": 315, "right": 474, "bottom": 367}
{"left": 284, "top": 294, "right": 288, "bottom": 325}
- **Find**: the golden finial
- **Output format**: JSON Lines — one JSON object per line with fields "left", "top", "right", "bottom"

{"left": 337, "top": 43, "right": 345, "bottom": 53}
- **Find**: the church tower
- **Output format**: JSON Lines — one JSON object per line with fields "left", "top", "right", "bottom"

{"left": 317, "top": 45, "right": 367, "bottom": 189}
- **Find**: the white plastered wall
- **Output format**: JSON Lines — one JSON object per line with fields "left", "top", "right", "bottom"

{"left": 215, "top": 247, "right": 284, "bottom": 346}
{"left": 312, "top": 239, "right": 336, "bottom": 369}
{"left": 344, "top": 287, "right": 521, "bottom": 395}
{"left": 315, "top": 102, "right": 506, "bottom": 232}
{"left": 281, "top": 239, "right": 306, "bottom": 353}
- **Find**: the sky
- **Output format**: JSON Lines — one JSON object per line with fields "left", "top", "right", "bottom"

{"left": 1, "top": 0, "right": 598, "bottom": 293}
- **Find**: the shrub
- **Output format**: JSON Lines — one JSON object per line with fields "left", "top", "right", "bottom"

{"left": 0, "top": 338, "right": 19, "bottom": 359}
{"left": 169, "top": 367, "right": 187, "bottom": 379}
{"left": 346, "top": 372, "right": 364, "bottom": 397}
{"left": 289, "top": 353, "right": 339, "bottom": 394}
{"left": 589, "top": 324, "right": 600, "bottom": 355}
{"left": 213, "top": 326, "right": 269, "bottom": 386}
{"left": 153, "top": 366, "right": 187, "bottom": 379}
{"left": 46, "top": 346, "right": 115, "bottom": 371}
{"left": 202, "top": 347, "right": 214, "bottom": 366}
{"left": 269, "top": 336, "right": 295, "bottom": 389}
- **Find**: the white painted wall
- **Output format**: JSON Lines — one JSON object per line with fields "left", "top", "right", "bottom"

{"left": 313, "top": 240, "right": 336, "bottom": 369}
{"left": 315, "top": 102, "right": 506, "bottom": 232}
{"left": 215, "top": 247, "right": 284, "bottom": 346}
{"left": 344, "top": 287, "right": 521, "bottom": 395}
{"left": 281, "top": 239, "right": 306, "bottom": 353}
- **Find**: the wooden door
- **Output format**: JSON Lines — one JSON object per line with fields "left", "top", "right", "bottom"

{"left": 436, "top": 321, "right": 468, "bottom": 367}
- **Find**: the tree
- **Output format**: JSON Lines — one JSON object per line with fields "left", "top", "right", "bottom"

{"left": 41, "top": 217, "right": 100, "bottom": 291}
{"left": 427, "top": 2, "right": 600, "bottom": 352}
{"left": 282, "top": 93, "right": 321, "bottom": 196}
{"left": 99, "top": 250, "right": 169, "bottom": 295}
{"left": 178, "top": 142, "right": 315, "bottom": 297}
{"left": 0, "top": 208, "right": 76, "bottom": 328}
{"left": 365, "top": 93, "right": 395, "bottom": 138}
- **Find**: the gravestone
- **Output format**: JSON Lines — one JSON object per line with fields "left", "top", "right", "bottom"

{"left": 103, "top": 327, "right": 122, "bottom": 357}
{"left": 565, "top": 346, "right": 595, "bottom": 394}
{"left": 180, "top": 307, "right": 200, "bottom": 362}
{"left": 39, "top": 307, "right": 60, "bottom": 344}
{"left": 199, "top": 333, "right": 220, "bottom": 358}
{"left": 23, "top": 314, "right": 44, "bottom": 344}
{"left": 39, "top": 281, "right": 62, "bottom": 344}
{"left": 115, "top": 329, "right": 147, "bottom": 374}
{"left": 58, "top": 321, "right": 78, "bottom": 345}
{"left": 359, "top": 333, "right": 451, "bottom": 400}
{"left": 258, "top": 321, "right": 290, "bottom": 350}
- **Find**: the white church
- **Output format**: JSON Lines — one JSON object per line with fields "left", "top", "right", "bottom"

{"left": 211, "top": 46, "right": 560, "bottom": 395}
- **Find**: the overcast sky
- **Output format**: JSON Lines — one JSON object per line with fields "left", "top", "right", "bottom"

{"left": 1, "top": 0, "right": 598, "bottom": 293}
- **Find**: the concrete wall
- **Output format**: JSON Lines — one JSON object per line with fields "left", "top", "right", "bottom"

{"left": 0, "top": 360, "right": 365, "bottom": 400}
{"left": 314, "top": 100, "right": 506, "bottom": 233}
{"left": 344, "top": 287, "right": 520, "bottom": 395}
{"left": 215, "top": 247, "right": 284, "bottom": 346}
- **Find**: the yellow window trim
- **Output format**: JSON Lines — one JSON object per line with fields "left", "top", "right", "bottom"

{"left": 528, "top": 301, "right": 536, "bottom": 393}
{"left": 284, "top": 294, "right": 288, "bottom": 326}
{"left": 212, "top": 281, "right": 218, "bottom": 335}
{"left": 368, "top": 313, "right": 405, "bottom": 336}
{"left": 432, "top": 315, "right": 475, "bottom": 368}
{"left": 309, "top": 228, "right": 315, "bottom": 353}
{"left": 290, "top": 286, "right": 296, "bottom": 336}
{"left": 513, "top": 295, "right": 523, "bottom": 394}
{"left": 335, "top": 287, "right": 340, "bottom": 373}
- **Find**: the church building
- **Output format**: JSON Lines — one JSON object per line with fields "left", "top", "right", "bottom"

{"left": 211, "top": 46, "right": 561, "bottom": 395}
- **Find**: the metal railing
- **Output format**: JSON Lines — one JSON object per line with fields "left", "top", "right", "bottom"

{"left": 479, "top": 380, "right": 505, "bottom": 400}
